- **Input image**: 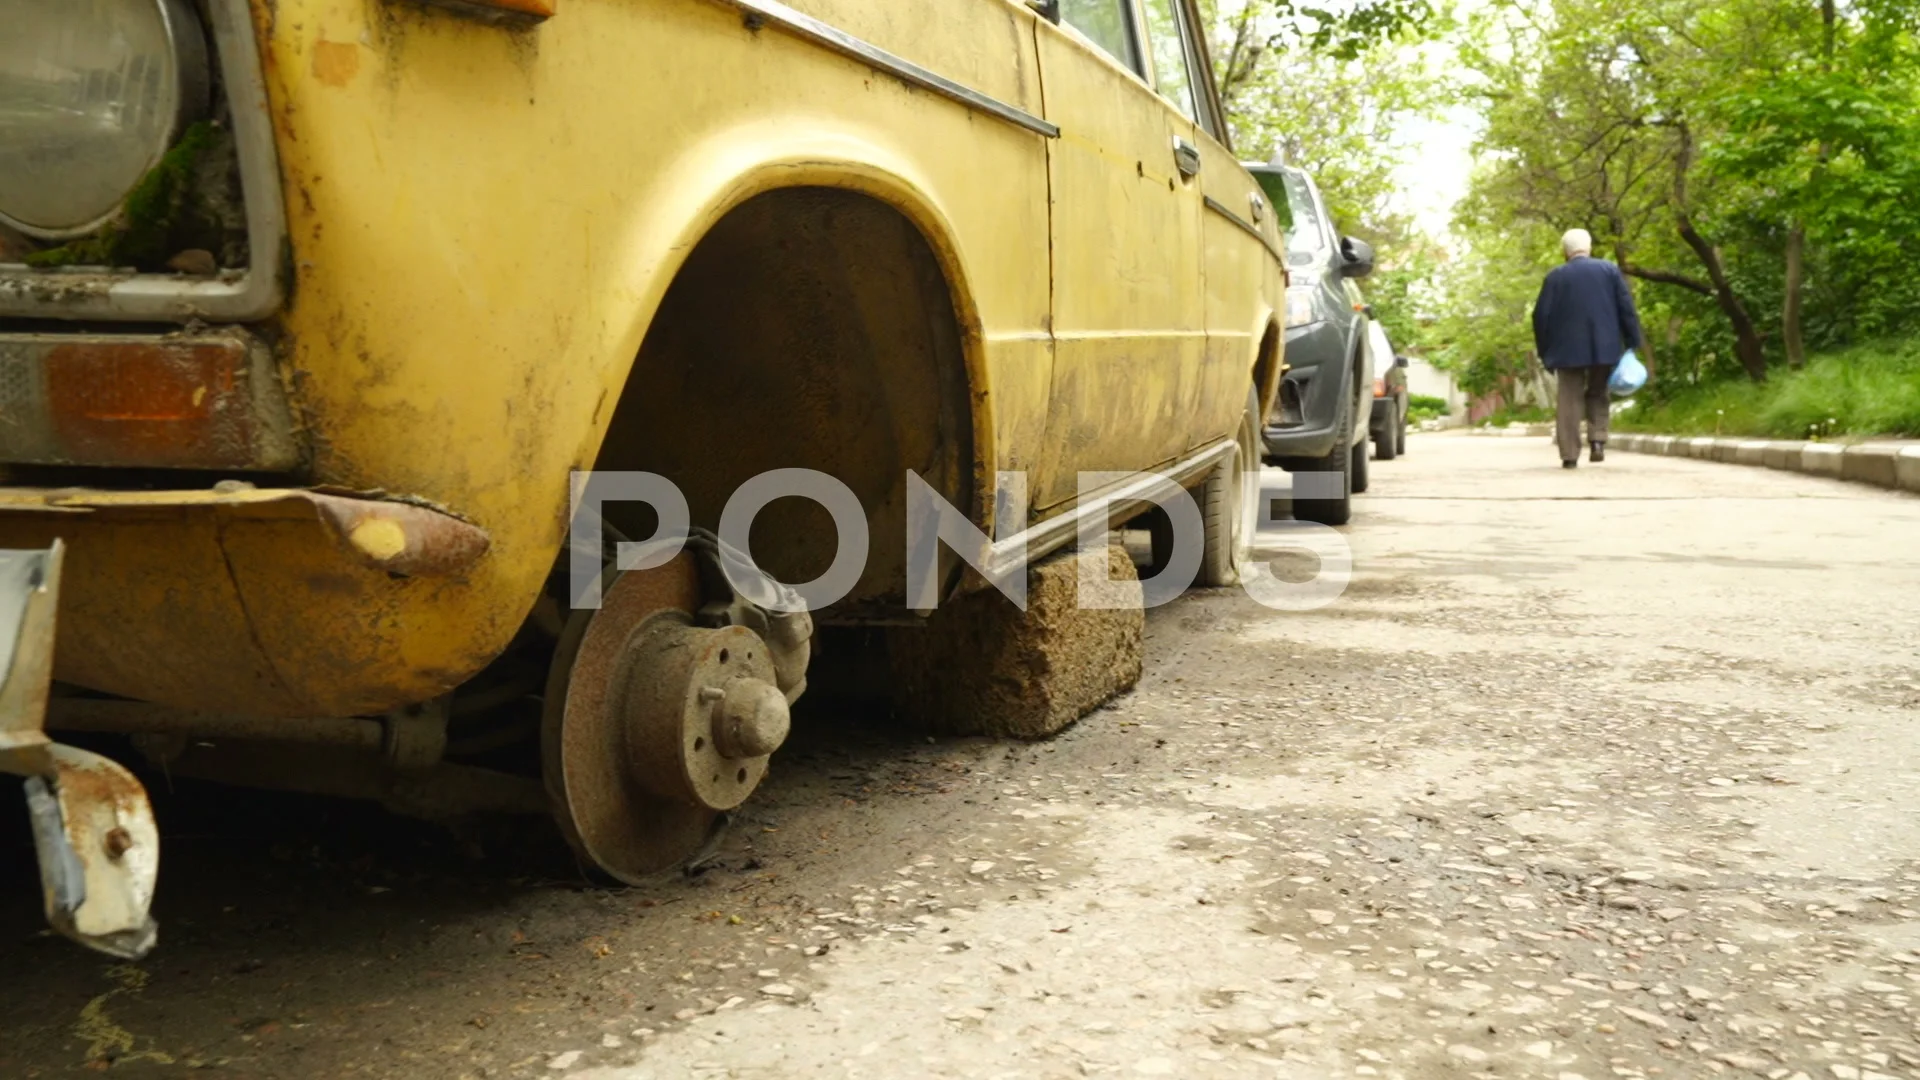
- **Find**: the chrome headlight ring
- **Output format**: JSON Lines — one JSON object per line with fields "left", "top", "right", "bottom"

{"left": 0, "top": 0, "right": 212, "bottom": 240}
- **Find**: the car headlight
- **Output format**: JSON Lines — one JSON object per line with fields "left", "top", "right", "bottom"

{"left": 0, "top": 0, "right": 211, "bottom": 240}
{"left": 1284, "top": 286, "right": 1317, "bottom": 329}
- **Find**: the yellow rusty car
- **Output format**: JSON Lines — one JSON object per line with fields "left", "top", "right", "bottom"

{"left": 0, "top": 0, "right": 1284, "bottom": 954}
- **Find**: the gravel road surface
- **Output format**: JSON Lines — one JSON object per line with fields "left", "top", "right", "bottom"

{"left": 3, "top": 432, "right": 1917, "bottom": 1080}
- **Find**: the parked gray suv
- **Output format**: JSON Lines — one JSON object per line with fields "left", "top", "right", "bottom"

{"left": 1247, "top": 164, "right": 1376, "bottom": 526}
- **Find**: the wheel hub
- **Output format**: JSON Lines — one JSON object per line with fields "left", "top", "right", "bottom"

{"left": 542, "top": 548, "right": 801, "bottom": 882}
{"left": 616, "top": 617, "right": 785, "bottom": 813}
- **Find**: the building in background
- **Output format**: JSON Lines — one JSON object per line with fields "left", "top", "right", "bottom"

{"left": 1403, "top": 355, "right": 1469, "bottom": 427}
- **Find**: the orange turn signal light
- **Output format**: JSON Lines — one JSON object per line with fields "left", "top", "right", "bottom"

{"left": 1, "top": 332, "right": 301, "bottom": 472}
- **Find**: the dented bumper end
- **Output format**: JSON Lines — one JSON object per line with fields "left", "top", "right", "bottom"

{"left": 0, "top": 542, "right": 161, "bottom": 958}
{"left": 0, "top": 486, "right": 492, "bottom": 579}
{"left": 0, "top": 485, "right": 495, "bottom": 718}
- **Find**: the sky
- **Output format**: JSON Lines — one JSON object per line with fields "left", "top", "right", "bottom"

{"left": 1383, "top": 7, "right": 1493, "bottom": 247}
{"left": 1204, "top": 0, "right": 1489, "bottom": 248}
{"left": 1379, "top": 0, "right": 1503, "bottom": 246}
{"left": 1393, "top": 104, "right": 1481, "bottom": 241}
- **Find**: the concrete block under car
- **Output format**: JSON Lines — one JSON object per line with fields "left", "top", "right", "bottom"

{"left": 887, "top": 545, "right": 1144, "bottom": 740}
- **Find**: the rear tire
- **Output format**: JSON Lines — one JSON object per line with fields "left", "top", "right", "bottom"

{"left": 1350, "top": 424, "right": 1371, "bottom": 494}
{"left": 1373, "top": 412, "right": 1397, "bottom": 461}
{"left": 1292, "top": 389, "right": 1354, "bottom": 526}
{"left": 1197, "top": 387, "right": 1258, "bottom": 587}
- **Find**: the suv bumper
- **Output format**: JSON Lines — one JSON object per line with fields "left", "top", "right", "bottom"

{"left": 1263, "top": 322, "right": 1350, "bottom": 461}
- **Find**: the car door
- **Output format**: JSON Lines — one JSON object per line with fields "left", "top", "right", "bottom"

{"left": 1030, "top": 0, "right": 1207, "bottom": 512}
{"left": 1132, "top": 0, "right": 1220, "bottom": 454}
{"left": 1163, "top": 0, "right": 1282, "bottom": 446}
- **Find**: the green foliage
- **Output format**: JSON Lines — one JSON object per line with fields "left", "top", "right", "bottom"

{"left": 1448, "top": 0, "right": 1920, "bottom": 396}
{"left": 1614, "top": 378, "right": 1769, "bottom": 436}
{"left": 1696, "top": 2, "right": 1920, "bottom": 351}
{"left": 1363, "top": 262, "right": 1435, "bottom": 347}
{"left": 1483, "top": 403, "right": 1554, "bottom": 426}
{"left": 1619, "top": 338, "right": 1920, "bottom": 437}
{"left": 1247, "top": 0, "right": 1436, "bottom": 59}
{"left": 1761, "top": 339, "right": 1920, "bottom": 436}
{"left": 1202, "top": 0, "right": 1444, "bottom": 248}
{"left": 1418, "top": 223, "right": 1558, "bottom": 401}
{"left": 1407, "top": 393, "right": 1451, "bottom": 421}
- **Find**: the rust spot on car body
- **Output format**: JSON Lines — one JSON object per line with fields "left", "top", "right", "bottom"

{"left": 311, "top": 39, "right": 361, "bottom": 88}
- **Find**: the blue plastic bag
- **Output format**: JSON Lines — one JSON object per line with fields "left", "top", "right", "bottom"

{"left": 1610, "top": 349, "right": 1647, "bottom": 397}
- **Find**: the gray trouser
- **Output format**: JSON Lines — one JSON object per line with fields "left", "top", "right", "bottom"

{"left": 1556, "top": 364, "right": 1615, "bottom": 461}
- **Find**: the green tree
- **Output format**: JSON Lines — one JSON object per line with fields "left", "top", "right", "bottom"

{"left": 1422, "top": 222, "right": 1558, "bottom": 402}
{"left": 1202, "top": 0, "right": 1444, "bottom": 248}
{"left": 1461, "top": 0, "right": 1779, "bottom": 380}
{"left": 1453, "top": 0, "right": 1920, "bottom": 386}
{"left": 1701, "top": 0, "right": 1920, "bottom": 365}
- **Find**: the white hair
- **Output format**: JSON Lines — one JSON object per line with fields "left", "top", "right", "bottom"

{"left": 1562, "top": 228, "right": 1594, "bottom": 258}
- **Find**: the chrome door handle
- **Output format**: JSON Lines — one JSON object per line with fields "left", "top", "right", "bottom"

{"left": 1172, "top": 136, "right": 1201, "bottom": 179}
{"left": 1248, "top": 190, "right": 1266, "bottom": 223}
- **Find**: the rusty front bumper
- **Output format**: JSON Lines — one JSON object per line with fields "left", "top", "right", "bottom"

{"left": 0, "top": 542, "right": 161, "bottom": 958}
{"left": 0, "top": 487, "right": 496, "bottom": 955}
{"left": 0, "top": 485, "right": 497, "bottom": 718}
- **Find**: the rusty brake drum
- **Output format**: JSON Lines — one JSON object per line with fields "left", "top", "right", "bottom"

{"left": 542, "top": 531, "right": 811, "bottom": 882}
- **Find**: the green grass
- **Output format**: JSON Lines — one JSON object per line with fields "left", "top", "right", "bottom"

{"left": 1617, "top": 338, "right": 1920, "bottom": 439}
{"left": 1483, "top": 403, "right": 1553, "bottom": 427}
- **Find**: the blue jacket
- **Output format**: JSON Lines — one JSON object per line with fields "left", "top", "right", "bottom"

{"left": 1531, "top": 257, "right": 1645, "bottom": 371}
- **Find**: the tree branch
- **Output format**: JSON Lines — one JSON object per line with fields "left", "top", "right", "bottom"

{"left": 1620, "top": 262, "right": 1714, "bottom": 295}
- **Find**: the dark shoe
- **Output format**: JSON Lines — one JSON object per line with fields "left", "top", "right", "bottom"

{"left": 1590, "top": 441, "right": 1606, "bottom": 463}
{"left": 1562, "top": 459, "right": 1578, "bottom": 469}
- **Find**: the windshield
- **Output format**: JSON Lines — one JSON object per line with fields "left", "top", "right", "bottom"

{"left": 1275, "top": 171, "right": 1330, "bottom": 267}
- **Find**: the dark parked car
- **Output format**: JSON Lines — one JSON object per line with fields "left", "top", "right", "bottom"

{"left": 1367, "top": 320, "right": 1411, "bottom": 460}
{"left": 1246, "top": 163, "right": 1376, "bottom": 525}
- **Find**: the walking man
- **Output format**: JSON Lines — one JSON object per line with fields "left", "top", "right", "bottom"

{"left": 1532, "top": 229, "right": 1645, "bottom": 468}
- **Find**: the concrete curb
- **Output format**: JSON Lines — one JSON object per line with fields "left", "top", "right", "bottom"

{"left": 1612, "top": 433, "right": 1920, "bottom": 494}
{"left": 1469, "top": 422, "right": 1554, "bottom": 438}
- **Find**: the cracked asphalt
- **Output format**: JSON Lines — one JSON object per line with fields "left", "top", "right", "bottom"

{"left": 3, "top": 431, "right": 1918, "bottom": 1080}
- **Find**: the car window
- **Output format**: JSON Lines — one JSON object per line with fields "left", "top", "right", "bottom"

{"left": 1176, "top": 0, "right": 1227, "bottom": 142}
{"left": 1137, "top": 0, "right": 1197, "bottom": 120}
{"left": 1279, "top": 172, "right": 1331, "bottom": 267}
{"left": 1250, "top": 171, "right": 1296, "bottom": 233}
{"left": 1059, "top": 0, "right": 1140, "bottom": 72}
